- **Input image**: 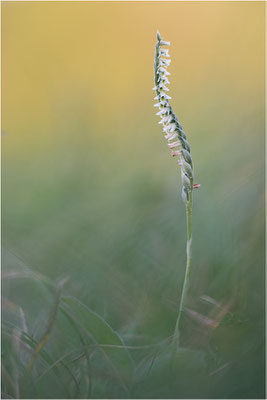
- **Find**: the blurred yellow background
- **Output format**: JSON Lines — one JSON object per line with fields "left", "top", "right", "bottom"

{"left": 2, "top": 1, "right": 264, "bottom": 150}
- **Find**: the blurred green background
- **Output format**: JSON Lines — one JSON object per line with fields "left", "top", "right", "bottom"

{"left": 2, "top": 2, "right": 265, "bottom": 399}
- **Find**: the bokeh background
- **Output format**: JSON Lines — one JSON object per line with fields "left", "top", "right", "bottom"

{"left": 2, "top": 1, "right": 265, "bottom": 399}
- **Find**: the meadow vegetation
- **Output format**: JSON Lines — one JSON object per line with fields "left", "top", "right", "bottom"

{"left": 2, "top": 2, "right": 265, "bottom": 398}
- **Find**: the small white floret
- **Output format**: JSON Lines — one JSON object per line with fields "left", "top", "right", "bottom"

{"left": 166, "top": 132, "right": 178, "bottom": 141}
{"left": 156, "top": 108, "right": 169, "bottom": 116}
{"left": 161, "top": 77, "right": 170, "bottom": 85}
{"left": 157, "top": 67, "right": 170, "bottom": 75}
{"left": 159, "top": 58, "right": 171, "bottom": 67}
{"left": 159, "top": 49, "right": 170, "bottom": 57}
{"left": 160, "top": 40, "right": 170, "bottom": 46}
{"left": 171, "top": 150, "right": 181, "bottom": 157}
{"left": 159, "top": 59, "right": 171, "bottom": 67}
{"left": 168, "top": 141, "right": 181, "bottom": 149}
{"left": 159, "top": 94, "right": 171, "bottom": 100}
{"left": 158, "top": 84, "right": 169, "bottom": 92}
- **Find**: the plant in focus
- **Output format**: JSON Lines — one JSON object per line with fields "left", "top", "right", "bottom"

{"left": 153, "top": 31, "right": 200, "bottom": 357}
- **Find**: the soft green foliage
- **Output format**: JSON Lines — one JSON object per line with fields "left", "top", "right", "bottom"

{"left": 2, "top": 125, "right": 265, "bottom": 397}
{"left": 2, "top": 271, "right": 133, "bottom": 399}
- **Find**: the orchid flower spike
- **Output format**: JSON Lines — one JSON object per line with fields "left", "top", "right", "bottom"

{"left": 154, "top": 31, "right": 199, "bottom": 202}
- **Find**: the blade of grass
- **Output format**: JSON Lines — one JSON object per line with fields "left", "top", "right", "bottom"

{"left": 60, "top": 296, "right": 134, "bottom": 392}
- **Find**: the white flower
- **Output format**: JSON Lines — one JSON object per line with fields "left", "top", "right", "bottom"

{"left": 168, "top": 141, "right": 181, "bottom": 149}
{"left": 154, "top": 102, "right": 167, "bottom": 109}
{"left": 161, "top": 77, "right": 170, "bottom": 85}
{"left": 156, "top": 108, "right": 170, "bottom": 116}
{"left": 160, "top": 40, "right": 170, "bottom": 46}
{"left": 165, "top": 132, "right": 178, "bottom": 141}
{"left": 171, "top": 150, "right": 181, "bottom": 157}
{"left": 158, "top": 58, "right": 171, "bottom": 68}
{"left": 165, "top": 115, "right": 173, "bottom": 124}
{"left": 157, "top": 67, "right": 170, "bottom": 76}
{"left": 158, "top": 94, "right": 171, "bottom": 101}
{"left": 159, "top": 49, "right": 170, "bottom": 57}
{"left": 158, "top": 115, "right": 173, "bottom": 124}
{"left": 158, "top": 84, "right": 169, "bottom": 92}
{"left": 167, "top": 123, "right": 177, "bottom": 133}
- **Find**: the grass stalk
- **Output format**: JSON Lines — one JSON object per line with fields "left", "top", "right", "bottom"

{"left": 153, "top": 32, "right": 199, "bottom": 363}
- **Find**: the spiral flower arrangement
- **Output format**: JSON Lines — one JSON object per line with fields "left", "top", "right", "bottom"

{"left": 153, "top": 31, "right": 200, "bottom": 203}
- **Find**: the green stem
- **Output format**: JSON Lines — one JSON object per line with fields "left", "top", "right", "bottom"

{"left": 171, "top": 191, "right": 192, "bottom": 360}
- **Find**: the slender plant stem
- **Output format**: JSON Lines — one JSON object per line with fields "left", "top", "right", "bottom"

{"left": 171, "top": 191, "right": 192, "bottom": 359}
{"left": 153, "top": 32, "right": 197, "bottom": 364}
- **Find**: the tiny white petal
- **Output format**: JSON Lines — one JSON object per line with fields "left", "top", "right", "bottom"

{"left": 165, "top": 124, "right": 177, "bottom": 133}
{"left": 166, "top": 132, "right": 178, "bottom": 141}
{"left": 156, "top": 108, "right": 169, "bottom": 116}
{"left": 169, "top": 124, "right": 176, "bottom": 132}
{"left": 155, "top": 102, "right": 167, "bottom": 109}
{"left": 160, "top": 40, "right": 170, "bottom": 46}
{"left": 168, "top": 141, "right": 181, "bottom": 149}
{"left": 160, "top": 115, "right": 172, "bottom": 124}
{"left": 158, "top": 59, "right": 171, "bottom": 67}
{"left": 157, "top": 67, "right": 168, "bottom": 74}
{"left": 171, "top": 150, "right": 181, "bottom": 157}
{"left": 161, "top": 77, "right": 170, "bottom": 85}
{"left": 158, "top": 84, "right": 169, "bottom": 92}
{"left": 158, "top": 95, "right": 170, "bottom": 103}
{"left": 160, "top": 94, "right": 171, "bottom": 100}
{"left": 160, "top": 58, "right": 171, "bottom": 67}
{"left": 159, "top": 69, "right": 171, "bottom": 77}
{"left": 159, "top": 49, "right": 170, "bottom": 57}
{"left": 159, "top": 115, "right": 172, "bottom": 124}
{"left": 163, "top": 125, "right": 170, "bottom": 133}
